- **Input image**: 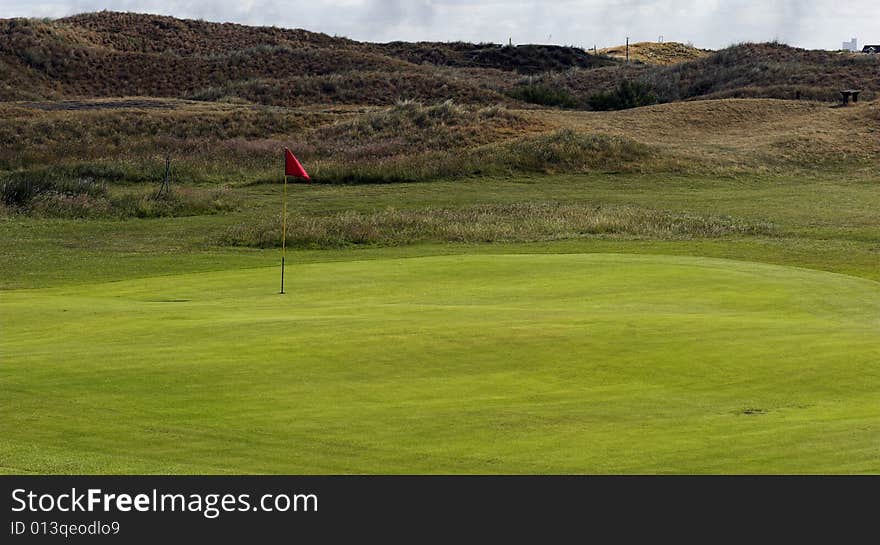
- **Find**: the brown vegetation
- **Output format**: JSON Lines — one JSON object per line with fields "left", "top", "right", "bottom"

{"left": 4, "top": 13, "right": 878, "bottom": 109}
{"left": 2, "top": 12, "right": 879, "bottom": 197}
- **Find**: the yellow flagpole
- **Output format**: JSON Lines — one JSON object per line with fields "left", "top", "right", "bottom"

{"left": 280, "top": 167, "right": 287, "bottom": 295}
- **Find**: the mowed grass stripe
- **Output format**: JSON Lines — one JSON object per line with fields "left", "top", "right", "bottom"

{"left": 1, "top": 254, "right": 878, "bottom": 474}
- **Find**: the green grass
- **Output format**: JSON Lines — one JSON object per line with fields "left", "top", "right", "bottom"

{"left": 3, "top": 172, "right": 878, "bottom": 289}
{"left": 2, "top": 253, "right": 878, "bottom": 473}
{"left": 2, "top": 170, "right": 878, "bottom": 474}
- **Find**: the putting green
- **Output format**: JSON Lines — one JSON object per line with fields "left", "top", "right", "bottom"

{"left": 2, "top": 253, "right": 878, "bottom": 474}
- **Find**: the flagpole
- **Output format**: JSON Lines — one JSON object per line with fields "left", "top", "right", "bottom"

{"left": 280, "top": 166, "right": 287, "bottom": 295}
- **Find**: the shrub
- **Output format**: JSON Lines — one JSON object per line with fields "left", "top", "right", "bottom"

{"left": 588, "top": 80, "right": 658, "bottom": 111}
{"left": 507, "top": 84, "right": 581, "bottom": 108}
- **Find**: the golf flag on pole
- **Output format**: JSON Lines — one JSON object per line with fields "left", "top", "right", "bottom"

{"left": 285, "top": 148, "right": 310, "bottom": 180}
{"left": 280, "top": 148, "right": 309, "bottom": 295}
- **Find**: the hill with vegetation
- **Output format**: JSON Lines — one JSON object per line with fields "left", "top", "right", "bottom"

{"left": 598, "top": 41, "right": 708, "bottom": 65}
{"left": 2, "top": 11, "right": 879, "bottom": 206}
{"left": 3, "top": 12, "right": 880, "bottom": 108}
{"left": 2, "top": 12, "right": 880, "bottom": 213}
{"left": 0, "top": 12, "right": 608, "bottom": 105}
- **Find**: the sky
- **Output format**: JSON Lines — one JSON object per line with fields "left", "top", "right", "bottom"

{"left": 2, "top": 0, "right": 879, "bottom": 50}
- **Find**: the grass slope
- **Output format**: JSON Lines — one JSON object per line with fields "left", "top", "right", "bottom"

{"left": 2, "top": 253, "right": 878, "bottom": 474}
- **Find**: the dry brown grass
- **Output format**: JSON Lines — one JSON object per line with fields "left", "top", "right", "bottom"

{"left": 0, "top": 15, "right": 509, "bottom": 105}
{"left": 0, "top": 98, "right": 351, "bottom": 169}
{"left": 3, "top": 94, "right": 879, "bottom": 184}
{"left": 532, "top": 98, "right": 880, "bottom": 172}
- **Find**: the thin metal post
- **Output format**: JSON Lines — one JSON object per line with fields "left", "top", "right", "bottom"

{"left": 280, "top": 170, "right": 287, "bottom": 295}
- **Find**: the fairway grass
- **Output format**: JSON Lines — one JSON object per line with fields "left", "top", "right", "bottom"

{"left": 2, "top": 253, "right": 878, "bottom": 474}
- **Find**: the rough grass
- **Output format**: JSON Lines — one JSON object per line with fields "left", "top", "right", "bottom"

{"left": 643, "top": 42, "right": 880, "bottom": 103}
{"left": 307, "top": 100, "right": 530, "bottom": 159}
{"left": 218, "top": 203, "right": 774, "bottom": 249}
{"left": 8, "top": 14, "right": 880, "bottom": 111}
{"left": 108, "top": 187, "right": 237, "bottom": 219}
{"left": 306, "top": 129, "right": 663, "bottom": 184}
{"left": 0, "top": 99, "right": 339, "bottom": 170}
{"left": 1, "top": 170, "right": 236, "bottom": 218}
{"left": 0, "top": 100, "right": 539, "bottom": 184}
{"left": 380, "top": 42, "right": 618, "bottom": 74}
{"left": 185, "top": 70, "right": 512, "bottom": 107}
{"left": 510, "top": 43, "right": 880, "bottom": 109}
{"left": 4, "top": 97, "right": 876, "bottom": 189}
{"left": 0, "top": 171, "right": 107, "bottom": 207}
{"left": 536, "top": 98, "right": 880, "bottom": 174}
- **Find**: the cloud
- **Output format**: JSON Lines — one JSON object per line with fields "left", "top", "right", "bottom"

{"left": 2, "top": 0, "right": 879, "bottom": 49}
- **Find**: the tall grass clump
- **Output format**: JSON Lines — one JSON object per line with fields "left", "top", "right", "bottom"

{"left": 219, "top": 203, "right": 774, "bottom": 249}
{"left": 1, "top": 171, "right": 107, "bottom": 207}
{"left": 478, "top": 130, "right": 653, "bottom": 174}
{"left": 317, "top": 99, "right": 521, "bottom": 143}
{"left": 111, "top": 187, "right": 237, "bottom": 219}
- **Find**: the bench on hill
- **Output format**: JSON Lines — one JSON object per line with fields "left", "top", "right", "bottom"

{"left": 840, "top": 89, "right": 862, "bottom": 105}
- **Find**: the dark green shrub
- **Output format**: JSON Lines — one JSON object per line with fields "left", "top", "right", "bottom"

{"left": 508, "top": 85, "right": 580, "bottom": 108}
{"left": 588, "top": 80, "right": 658, "bottom": 111}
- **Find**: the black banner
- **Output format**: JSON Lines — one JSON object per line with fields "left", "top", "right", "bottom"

{"left": 2, "top": 476, "right": 875, "bottom": 542}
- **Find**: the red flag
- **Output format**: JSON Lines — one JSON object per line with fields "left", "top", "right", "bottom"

{"left": 284, "top": 148, "right": 310, "bottom": 180}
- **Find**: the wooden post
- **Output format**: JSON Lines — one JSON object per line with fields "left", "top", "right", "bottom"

{"left": 626, "top": 37, "right": 630, "bottom": 63}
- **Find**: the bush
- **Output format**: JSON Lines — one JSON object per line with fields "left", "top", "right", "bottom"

{"left": 588, "top": 80, "right": 658, "bottom": 111}
{"left": 507, "top": 84, "right": 580, "bottom": 108}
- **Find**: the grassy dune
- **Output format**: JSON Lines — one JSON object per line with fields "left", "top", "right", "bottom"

{"left": 598, "top": 42, "right": 709, "bottom": 65}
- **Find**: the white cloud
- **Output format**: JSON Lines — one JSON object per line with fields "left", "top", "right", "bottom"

{"left": 1, "top": 0, "right": 878, "bottom": 49}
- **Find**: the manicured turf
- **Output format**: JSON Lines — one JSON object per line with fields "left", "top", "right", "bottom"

{"left": 2, "top": 253, "right": 878, "bottom": 474}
